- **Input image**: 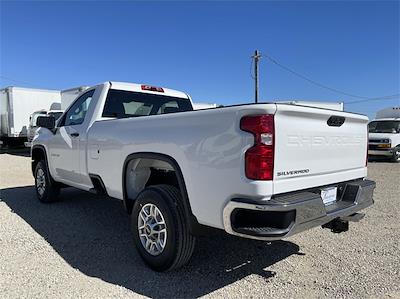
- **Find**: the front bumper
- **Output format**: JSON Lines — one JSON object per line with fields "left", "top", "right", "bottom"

{"left": 368, "top": 149, "right": 394, "bottom": 156}
{"left": 223, "top": 179, "right": 375, "bottom": 241}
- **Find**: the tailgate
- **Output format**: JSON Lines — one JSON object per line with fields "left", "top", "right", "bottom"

{"left": 273, "top": 104, "right": 368, "bottom": 194}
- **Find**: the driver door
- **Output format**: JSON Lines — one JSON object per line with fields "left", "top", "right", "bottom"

{"left": 48, "top": 90, "right": 94, "bottom": 185}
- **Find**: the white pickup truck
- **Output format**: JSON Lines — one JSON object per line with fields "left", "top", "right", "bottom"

{"left": 32, "top": 82, "right": 375, "bottom": 271}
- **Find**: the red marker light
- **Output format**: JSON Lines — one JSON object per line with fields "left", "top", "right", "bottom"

{"left": 141, "top": 85, "right": 164, "bottom": 93}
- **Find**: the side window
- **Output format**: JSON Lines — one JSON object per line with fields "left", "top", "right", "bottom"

{"left": 63, "top": 90, "right": 95, "bottom": 126}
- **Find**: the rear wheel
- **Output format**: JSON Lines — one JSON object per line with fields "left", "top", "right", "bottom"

{"left": 34, "top": 160, "right": 60, "bottom": 203}
{"left": 131, "top": 184, "right": 196, "bottom": 271}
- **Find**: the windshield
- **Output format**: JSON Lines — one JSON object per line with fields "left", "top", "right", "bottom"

{"left": 369, "top": 121, "right": 400, "bottom": 133}
{"left": 48, "top": 112, "right": 63, "bottom": 120}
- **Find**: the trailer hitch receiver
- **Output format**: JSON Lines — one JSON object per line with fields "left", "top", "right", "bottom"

{"left": 322, "top": 218, "right": 349, "bottom": 233}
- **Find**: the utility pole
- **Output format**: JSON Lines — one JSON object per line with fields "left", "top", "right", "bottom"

{"left": 252, "top": 50, "right": 262, "bottom": 103}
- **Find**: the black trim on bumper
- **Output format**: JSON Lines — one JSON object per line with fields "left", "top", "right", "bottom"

{"left": 223, "top": 179, "right": 376, "bottom": 240}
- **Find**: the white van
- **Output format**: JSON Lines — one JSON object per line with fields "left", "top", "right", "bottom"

{"left": 368, "top": 107, "right": 400, "bottom": 162}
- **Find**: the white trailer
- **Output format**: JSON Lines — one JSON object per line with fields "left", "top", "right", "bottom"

{"left": 192, "top": 102, "right": 218, "bottom": 110}
{"left": 277, "top": 100, "right": 344, "bottom": 111}
{"left": 0, "top": 87, "right": 61, "bottom": 146}
{"left": 61, "top": 86, "right": 88, "bottom": 110}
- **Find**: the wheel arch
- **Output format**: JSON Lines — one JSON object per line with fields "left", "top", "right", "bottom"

{"left": 122, "top": 152, "right": 205, "bottom": 235}
{"left": 31, "top": 145, "right": 48, "bottom": 176}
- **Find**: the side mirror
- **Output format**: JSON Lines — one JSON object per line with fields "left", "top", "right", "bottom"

{"left": 37, "top": 116, "right": 56, "bottom": 131}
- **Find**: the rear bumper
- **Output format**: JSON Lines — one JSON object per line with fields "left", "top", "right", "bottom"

{"left": 222, "top": 179, "right": 375, "bottom": 241}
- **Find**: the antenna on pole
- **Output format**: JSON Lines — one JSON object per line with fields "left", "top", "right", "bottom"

{"left": 251, "top": 50, "right": 262, "bottom": 103}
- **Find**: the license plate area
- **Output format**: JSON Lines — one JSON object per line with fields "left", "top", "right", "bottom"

{"left": 321, "top": 187, "right": 337, "bottom": 205}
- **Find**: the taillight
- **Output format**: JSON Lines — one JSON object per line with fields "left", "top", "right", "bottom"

{"left": 141, "top": 85, "right": 164, "bottom": 92}
{"left": 240, "top": 114, "right": 274, "bottom": 180}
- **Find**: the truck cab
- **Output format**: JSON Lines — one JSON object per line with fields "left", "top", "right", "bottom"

{"left": 368, "top": 107, "right": 400, "bottom": 162}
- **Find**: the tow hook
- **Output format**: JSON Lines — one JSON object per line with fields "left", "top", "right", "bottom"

{"left": 322, "top": 213, "right": 365, "bottom": 233}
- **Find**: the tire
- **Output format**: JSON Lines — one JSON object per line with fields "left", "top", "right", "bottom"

{"left": 34, "top": 160, "right": 60, "bottom": 203}
{"left": 131, "top": 184, "right": 196, "bottom": 271}
{"left": 391, "top": 147, "right": 400, "bottom": 163}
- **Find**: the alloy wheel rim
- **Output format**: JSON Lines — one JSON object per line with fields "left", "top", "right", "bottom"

{"left": 36, "top": 168, "right": 46, "bottom": 196}
{"left": 138, "top": 203, "right": 167, "bottom": 256}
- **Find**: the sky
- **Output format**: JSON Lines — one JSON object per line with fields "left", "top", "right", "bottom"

{"left": 0, "top": 1, "right": 399, "bottom": 119}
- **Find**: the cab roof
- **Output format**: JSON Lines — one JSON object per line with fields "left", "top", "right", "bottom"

{"left": 108, "top": 82, "right": 190, "bottom": 99}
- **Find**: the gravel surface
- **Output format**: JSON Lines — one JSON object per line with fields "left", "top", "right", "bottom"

{"left": 0, "top": 150, "right": 399, "bottom": 298}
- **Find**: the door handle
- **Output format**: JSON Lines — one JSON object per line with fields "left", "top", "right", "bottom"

{"left": 70, "top": 132, "right": 79, "bottom": 137}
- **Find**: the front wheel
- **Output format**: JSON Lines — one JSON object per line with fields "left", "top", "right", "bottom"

{"left": 391, "top": 147, "right": 400, "bottom": 163}
{"left": 34, "top": 160, "right": 60, "bottom": 203}
{"left": 131, "top": 184, "right": 196, "bottom": 271}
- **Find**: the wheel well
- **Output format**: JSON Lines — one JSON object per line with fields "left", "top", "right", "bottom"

{"left": 124, "top": 157, "right": 179, "bottom": 210}
{"left": 122, "top": 153, "right": 207, "bottom": 236}
{"left": 31, "top": 146, "right": 46, "bottom": 175}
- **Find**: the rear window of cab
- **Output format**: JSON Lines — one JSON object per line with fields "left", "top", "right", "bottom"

{"left": 102, "top": 89, "right": 193, "bottom": 119}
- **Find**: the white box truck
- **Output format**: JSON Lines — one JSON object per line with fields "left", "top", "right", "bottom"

{"left": 61, "top": 86, "right": 88, "bottom": 110}
{"left": 0, "top": 87, "right": 61, "bottom": 146}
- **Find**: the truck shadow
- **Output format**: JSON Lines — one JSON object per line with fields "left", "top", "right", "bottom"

{"left": 368, "top": 157, "right": 394, "bottom": 163}
{"left": 1, "top": 186, "right": 300, "bottom": 298}
{"left": 0, "top": 147, "right": 30, "bottom": 157}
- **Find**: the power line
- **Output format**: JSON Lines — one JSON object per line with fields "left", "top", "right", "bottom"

{"left": 249, "top": 58, "right": 255, "bottom": 79}
{"left": 262, "top": 53, "right": 400, "bottom": 101}
{"left": 345, "top": 94, "right": 400, "bottom": 104}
